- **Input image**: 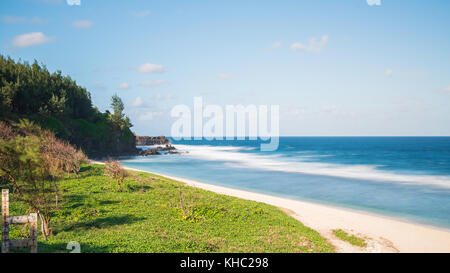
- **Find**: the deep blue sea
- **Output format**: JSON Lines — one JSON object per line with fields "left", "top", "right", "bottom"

{"left": 120, "top": 137, "right": 450, "bottom": 228}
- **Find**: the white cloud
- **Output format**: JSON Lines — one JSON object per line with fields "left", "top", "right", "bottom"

{"left": 139, "top": 80, "right": 164, "bottom": 87}
{"left": 154, "top": 93, "right": 174, "bottom": 100}
{"left": 218, "top": 73, "right": 235, "bottom": 80}
{"left": 132, "top": 10, "right": 151, "bottom": 18}
{"left": 139, "top": 111, "right": 162, "bottom": 121}
{"left": 1, "top": 16, "right": 45, "bottom": 24}
{"left": 270, "top": 41, "right": 281, "bottom": 49}
{"left": 72, "top": 20, "right": 92, "bottom": 28}
{"left": 67, "top": 0, "right": 81, "bottom": 6}
{"left": 94, "top": 82, "right": 106, "bottom": 90}
{"left": 444, "top": 86, "right": 450, "bottom": 93}
{"left": 118, "top": 82, "right": 131, "bottom": 90}
{"left": 321, "top": 105, "right": 339, "bottom": 114}
{"left": 2, "top": 16, "right": 26, "bottom": 24}
{"left": 284, "top": 106, "right": 307, "bottom": 118}
{"left": 131, "top": 96, "right": 144, "bottom": 107}
{"left": 366, "top": 0, "right": 381, "bottom": 6}
{"left": 291, "top": 35, "right": 329, "bottom": 52}
{"left": 11, "top": 32, "right": 52, "bottom": 48}
{"left": 30, "top": 17, "right": 45, "bottom": 24}
{"left": 385, "top": 69, "right": 393, "bottom": 77}
{"left": 138, "top": 63, "right": 165, "bottom": 74}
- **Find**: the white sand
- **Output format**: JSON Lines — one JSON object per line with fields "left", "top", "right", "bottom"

{"left": 94, "top": 161, "right": 450, "bottom": 253}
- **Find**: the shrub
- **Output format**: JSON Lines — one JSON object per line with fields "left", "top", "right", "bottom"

{"left": 104, "top": 160, "right": 127, "bottom": 191}
{"left": 40, "top": 132, "right": 88, "bottom": 209}
{"left": 0, "top": 121, "right": 16, "bottom": 141}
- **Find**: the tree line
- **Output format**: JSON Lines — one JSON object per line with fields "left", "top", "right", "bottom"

{"left": 0, "top": 55, "right": 136, "bottom": 156}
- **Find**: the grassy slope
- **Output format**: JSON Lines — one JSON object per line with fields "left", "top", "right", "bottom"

{"left": 4, "top": 164, "right": 334, "bottom": 253}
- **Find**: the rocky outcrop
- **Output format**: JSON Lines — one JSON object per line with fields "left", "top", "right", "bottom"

{"left": 139, "top": 144, "right": 177, "bottom": 156}
{"left": 136, "top": 136, "right": 170, "bottom": 146}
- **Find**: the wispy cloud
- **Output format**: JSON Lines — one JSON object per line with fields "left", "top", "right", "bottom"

{"left": 138, "top": 63, "right": 165, "bottom": 74}
{"left": 291, "top": 35, "right": 329, "bottom": 52}
{"left": 139, "top": 111, "right": 163, "bottom": 121}
{"left": 366, "top": 0, "right": 381, "bottom": 6}
{"left": 118, "top": 82, "right": 131, "bottom": 90}
{"left": 2, "top": 15, "right": 26, "bottom": 24}
{"left": 218, "top": 73, "right": 235, "bottom": 80}
{"left": 139, "top": 80, "right": 164, "bottom": 87}
{"left": 269, "top": 41, "right": 281, "bottom": 49}
{"left": 131, "top": 10, "right": 151, "bottom": 18}
{"left": 11, "top": 32, "right": 52, "bottom": 48}
{"left": 72, "top": 20, "right": 92, "bottom": 28}
{"left": 66, "top": 0, "right": 81, "bottom": 6}
{"left": 443, "top": 86, "right": 450, "bottom": 94}
{"left": 94, "top": 82, "right": 107, "bottom": 90}
{"left": 154, "top": 93, "right": 174, "bottom": 100}
{"left": 2, "top": 16, "right": 45, "bottom": 24}
{"left": 131, "top": 96, "right": 145, "bottom": 107}
{"left": 385, "top": 69, "right": 393, "bottom": 77}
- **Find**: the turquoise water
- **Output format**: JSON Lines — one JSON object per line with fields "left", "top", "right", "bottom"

{"left": 120, "top": 137, "right": 450, "bottom": 228}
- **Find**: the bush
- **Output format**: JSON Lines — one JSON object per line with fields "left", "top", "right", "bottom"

{"left": 0, "top": 121, "right": 16, "bottom": 140}
{"left": 104, "top": 160, "right": 128, "bottom": 191}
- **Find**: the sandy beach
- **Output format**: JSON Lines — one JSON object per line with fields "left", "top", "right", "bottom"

{"left": 94, "top": 161, "right": 450, "bottom": 253}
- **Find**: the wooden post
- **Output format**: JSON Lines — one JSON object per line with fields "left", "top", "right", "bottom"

{"left": 1, "top": 189, "right": 38, "bottom": 253}
{"left": 2, "top": 189, "right": 9, "bottom": 253}
{"left": 29, "top": 213, "right": 38, "bottom": 253}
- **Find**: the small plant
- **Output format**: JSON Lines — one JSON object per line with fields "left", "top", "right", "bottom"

{"left": 171, "top": 186, "right": 199, "bottom": 222}
{"left": 104, "top": 160, "right": 128, "bottom": 191}
{"left": 131, "top": 173, "right": 153, "bottom": 192}
{"left": 332, "top": 229, "right": 367, "bottom": 247}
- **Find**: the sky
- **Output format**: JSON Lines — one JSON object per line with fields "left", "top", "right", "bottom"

{"left": 1, "top": 0, "right": 449, "bottom": 136}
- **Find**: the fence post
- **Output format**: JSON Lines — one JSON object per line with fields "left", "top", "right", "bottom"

{"left": 2, "top": 189, "right": 9, "bottom": 253}
{"left": 30, "top": 213, "right": 38, "bottom": 253}
{"left": 1, "top": 189, "right": 38, "bottom": 253}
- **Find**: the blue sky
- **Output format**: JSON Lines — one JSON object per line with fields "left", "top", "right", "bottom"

{"left": 1, "top": 0, "right": 449, "bottom": 136}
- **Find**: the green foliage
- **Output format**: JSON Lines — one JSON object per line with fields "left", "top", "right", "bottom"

{"left": 109, "top": 94, "right": 132, "bottom": 131}
{"left": 0, "top": 56, "right": 92, "bottom": 118}
{"left": 0, "top": 120, "right": 88, "bottom": 240}
{"left": 2, "top": 164, "right": 335, "bottom": 253}
{"left": 0, "top": 55, "right": 135, "bottom": 156}
{"left": 332, "top": 229, "right": 367, "bottom": 247}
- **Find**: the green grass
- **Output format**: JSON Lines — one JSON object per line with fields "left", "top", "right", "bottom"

{"left": 332, "top": 229, "right": 367, "bottom": 247}
{"left": 2, "top": 164, "right": 335, "bottom": 253}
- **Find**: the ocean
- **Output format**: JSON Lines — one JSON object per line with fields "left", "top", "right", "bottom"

{"left": 120, "top": 137, "right": 450, "bottom": 228}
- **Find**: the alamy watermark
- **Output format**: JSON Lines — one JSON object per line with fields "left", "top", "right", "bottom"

{"left": 170, "top": 97, "right": 279, "bottom": 151}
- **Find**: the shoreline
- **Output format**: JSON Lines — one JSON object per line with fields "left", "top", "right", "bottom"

{"left": 92, "top": 160, "right": 450, "bottom": 253}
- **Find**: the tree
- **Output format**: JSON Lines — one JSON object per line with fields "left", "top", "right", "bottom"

{"left": 0, "top": 131, "right": 55, "bottom": 240}
{"left": 0, "top": 120, "right": 88, "bottom": 239}
{"left": 109, "top": 94, "right": 132, "bottom": 130}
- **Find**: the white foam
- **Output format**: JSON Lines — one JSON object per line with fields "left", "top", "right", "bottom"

{"left": 173, "top": 144, "right": 450, "bottom": 189}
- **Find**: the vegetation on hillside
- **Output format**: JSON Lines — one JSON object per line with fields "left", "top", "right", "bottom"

{"left": 2, "top": 164, "right": 335, "bottom": 253}
{"left": 332, "top": 229, "right": 367, "bottom": 248}
{"left": 0, "top": 55, "right": 135, "bottom": 156}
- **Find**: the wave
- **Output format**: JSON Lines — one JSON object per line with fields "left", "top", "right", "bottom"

{"left": 173, "top": 145, "right": 450, "bottom": 189}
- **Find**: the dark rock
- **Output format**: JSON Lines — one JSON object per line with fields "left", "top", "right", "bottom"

{"left": 136, "top": 136, "right": 170, "bottom": 146}
{"left": 139, "top": 144, "right": 177, "bottom": 156}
